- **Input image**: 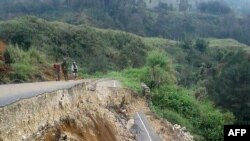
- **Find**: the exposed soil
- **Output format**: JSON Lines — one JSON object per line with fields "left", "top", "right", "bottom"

{"left": 28, "top": 83, "right": 135, "bottom": 141}
{"left": 36, "top": 116, "right": 118, "bottom": 141}
{"left": 0, "top": 80, "right": 193, "bottom": 141}
{"left": 0, "top": 40, "right": 6, "bottom": 54}
{"left": 0, "top": 41, "right": 11, "bottom": 83}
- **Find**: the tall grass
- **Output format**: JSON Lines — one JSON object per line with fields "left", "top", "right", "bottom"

{"left": 5, "top": 44, "right": 48, "bottom": 82}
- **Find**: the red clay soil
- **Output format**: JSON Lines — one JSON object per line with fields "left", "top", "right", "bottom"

{"left": 0, "top": 40, "right": 6, "bottom": 53}
{"left": 0, "top": 41, "right": 11, "bottom": 75}
{"left": 0, "top": 40, "right": 6, "bottom": 61}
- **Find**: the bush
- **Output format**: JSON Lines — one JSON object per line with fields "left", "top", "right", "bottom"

{"left": 153, "top": 107, "right": 195, "bottom": 131}
{"left": 180, "top": 39, "right": 194, "bottom": 50}
{"left": 3, "top": 44, "right": 48, "bottom": 82}
{"left": 152, "top": 85, "right": 235, "bottom": 141}
{"left": 3, "top": 49, "right": 13, "bottom": 64}
{"left": 144, "top": 50, "right": 176, "bottom": 88}
{"left": 195, "top": 38, "right": 208, "bottom": 52}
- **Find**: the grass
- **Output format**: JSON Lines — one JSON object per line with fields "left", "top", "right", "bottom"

{"left": 142, "top": 37, "right": 177, "bottom": 48}
{"left": 3, "top": 44, "right": 50, "bottom": 82}
{"left": 92, "top": 68, "right": 147, "bottom": 93}
{"left": 207, "top": 38, "right": 249, "bottom": 48}
{"left": 153, "top": 107, "right": 195, "bottom": 130}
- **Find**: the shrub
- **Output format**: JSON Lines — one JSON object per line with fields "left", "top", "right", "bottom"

{"left": 3, "top": 49, "right": 13, "bottom": 64}
{"left": 152, "top": 85, "right": 235, "bottom": 141}
{"left": 195, "top": 39, "right": 208, "bottom": 52}
{"left": 3, "top": 44, "right": 48, "bottom": 82}
{"left": 144, "top": 50, "right": 176, "bottom": 88}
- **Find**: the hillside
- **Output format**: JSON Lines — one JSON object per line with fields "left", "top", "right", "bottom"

{"left": 1, "top": 16, "right": 249, "bottom": 83}
{"left": 145, "top": 0, "right": 250, "bottom": 14}
{"left": 0, "top": 16, "right": 250, "bottom": 140}
{"left": 0, "top": 0, "right": 250, "bottom": 45}
{"left": 0, "top": 16, "right": 150, "bottom": 83}
{"left": 0, "top": 0, "right": 250, "bottom": 141}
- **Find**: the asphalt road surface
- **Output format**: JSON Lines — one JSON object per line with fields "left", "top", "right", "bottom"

{"left": 133, "top": 112, "right": 162, "bottom": 141}
{"left": 0, "top": 80, "right": 85, "bottom": 107}
{"left": 0, "top": 79, "right": 122, "bottom": 107}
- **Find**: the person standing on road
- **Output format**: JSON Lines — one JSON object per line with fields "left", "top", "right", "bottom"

{"left": 71, "top": 61, "right": 78, "bottom": 80}
{"left": 53, "top": 59, "right": 61, "bottom": 81}
{"left": 61, "top": 58, "right": 68, "bottom": 81}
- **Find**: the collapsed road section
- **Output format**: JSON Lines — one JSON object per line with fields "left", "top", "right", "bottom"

{"left": 0, "top": 79, "right": 193, "bottom": 141}
{"left": 133, "top": 112, "right": 162, "bottom": 141}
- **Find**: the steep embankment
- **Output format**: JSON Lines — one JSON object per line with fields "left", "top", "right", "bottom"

{"left": 0, "top": 79, "right": 193, "bottom": 141}
{"left": 0, "top": 80, "right": 130, "bottom": 141}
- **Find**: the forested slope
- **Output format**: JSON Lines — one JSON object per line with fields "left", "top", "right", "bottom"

{"left": 1, "top": 0, "right": 250, "bottom": 45}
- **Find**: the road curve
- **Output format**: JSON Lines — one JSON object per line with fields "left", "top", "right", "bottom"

{"left": 0, "top": 80, "right": 87, "bottom": 107}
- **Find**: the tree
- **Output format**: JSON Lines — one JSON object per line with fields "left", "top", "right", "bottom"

{"left": 180, "top": 38, "right": 194, "bottom": 50}
{"left": 207, "top": 50, "right": 250, "bottom": 124}
{"left": 154, "top": 2, "right": 174, "bottom": 13}
{"left": 179, "top": 0, "right": 190, "bottom": 11}
{"left": 144, "top": 50, "right": 176, "bottom": 89}
{"left": 197, "top": 1, "right": 231, "bottom": 15}
{"left": 195, "top": 38, "right": 208, "bottom": 52}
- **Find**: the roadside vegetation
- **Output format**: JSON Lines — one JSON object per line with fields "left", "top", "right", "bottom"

{"left": 0, "top": 16, "right": 148, "bottom": 83}
{"left": 1, "top": 44, "right": 50, "bottom": 83}
{"left": 104, "top": 50, "right": 235, "bottom": 141}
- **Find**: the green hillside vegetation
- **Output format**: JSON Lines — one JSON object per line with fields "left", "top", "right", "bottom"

{"left": 0, "top": 16, "right": 149, "bottom": 83}
{"left": 1, "top": 44, "right": 49, "bottom": 83}
{"left": 0, "top": 0, "right": 250, "bottom": 45}
{"left": 105, "top": 37, "right": 250, "bottom": 140}
{"left": 142, "top": 37, "right": 177, "bottom": 48}
{"left": 207, "top": 38, "right": 249, "bottom": 48}
{"left": 104, "top": 51, "right": 234, "bottom": 141}
{"left": 0, "top": 17, "right": 250, "bottom": 140}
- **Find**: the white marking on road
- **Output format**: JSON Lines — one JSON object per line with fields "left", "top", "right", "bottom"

{"left": 136, "top": 112, "right": 153, "bottom": 141}
{"left": 114, "top": 80, "right": 116, "bottom": 88}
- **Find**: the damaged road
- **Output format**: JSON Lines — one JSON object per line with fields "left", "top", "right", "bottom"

{"left": 0, "top": 80, "right": 86, "bottom": 107}
{"left": 132, "top": 112, "right": 162, "bottom": 141}
{"left": 0, "top": 79, "right": 193, "bottom": 141}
